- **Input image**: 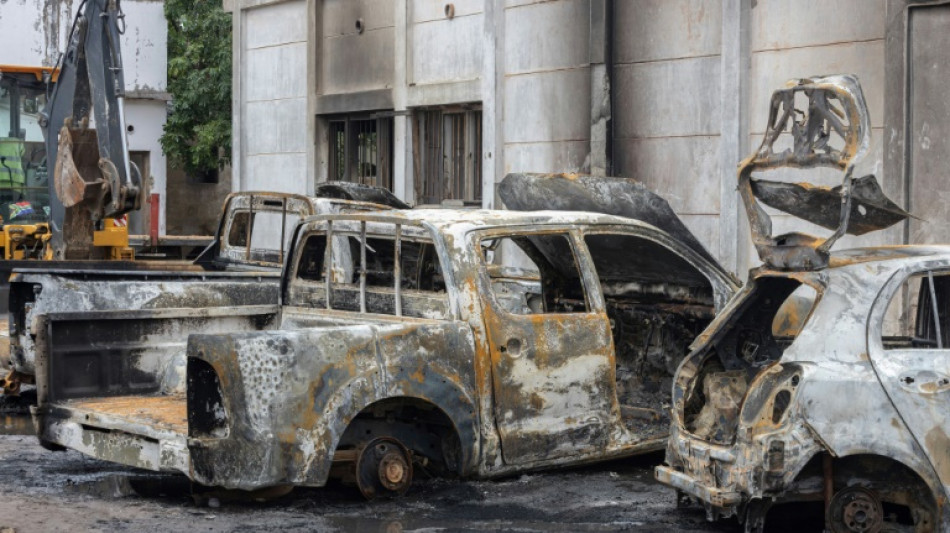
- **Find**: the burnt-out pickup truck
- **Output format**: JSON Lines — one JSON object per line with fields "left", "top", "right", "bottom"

{"left": 32, "top": 205, "right": 737, "bottom": 497}
{"left": 4, "top": 185, "right": 403, "bottom": 395}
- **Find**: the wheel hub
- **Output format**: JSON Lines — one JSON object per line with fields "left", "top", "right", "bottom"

{"left": 379, "top": 451, "right": 409, "bottom": 490}
{"left": 828, "top": 486, "right": 884, "bottom": 533}
{"left": 355, "top": 437, "right": 413, "bottom": 500}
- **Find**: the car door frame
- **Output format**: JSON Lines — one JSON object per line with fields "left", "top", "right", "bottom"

{"left": 867, "top": 262, "right": 950, "bottom": 490}
{"left": 471, "top": 225, "right": 624, "bottom": 467}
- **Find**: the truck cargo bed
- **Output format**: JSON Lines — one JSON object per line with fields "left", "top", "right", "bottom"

{"left": 62, "top": 394, "right": 187, "bottom": 434}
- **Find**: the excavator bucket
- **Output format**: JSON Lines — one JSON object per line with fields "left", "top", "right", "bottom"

{"left": 54, "top": 125, "right": 108, "bottom": 212}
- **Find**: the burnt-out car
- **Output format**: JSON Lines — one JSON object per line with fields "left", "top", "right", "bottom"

{"left": 32, "top": 206, "right": 736, "bottom": 498}
{"left": 656, "top": 249, "right": 950, "bottom": 532}
{"left": 655, "top": 76, "right": 945, "bottom": 532}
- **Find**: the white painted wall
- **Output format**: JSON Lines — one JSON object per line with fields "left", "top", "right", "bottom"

{"left": 124, "top": 99, "right": 167, "bottom": 233}
{"left": 120, "top": 1, "right": 168, "bottom": 95}
{"left": 0, "top": 0, "right": 74, "bottom": 67}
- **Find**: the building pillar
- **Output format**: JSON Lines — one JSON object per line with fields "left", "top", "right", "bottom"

{"left": 392, "top": 0, "right": 411, "bottom": 202}
{"left": 719, "top": 0, "right": 751, "bottom": 277}
{"left": 230, "top": 4, "right": 245, "bottom": 192}
{"left": 589, "top": 0, "right": 610, "bottom": 176}
{"left": 482, "top": 0, "right": 503, "bottom": 209}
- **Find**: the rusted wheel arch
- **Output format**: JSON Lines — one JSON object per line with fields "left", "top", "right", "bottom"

{"left": 337, "top": 396, "right": 468, "bottom": 476}
{"left": 820, "top": 455, "right": 938, "bottom": 533}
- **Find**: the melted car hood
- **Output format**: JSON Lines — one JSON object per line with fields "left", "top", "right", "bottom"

{"left": 498, "top": 173, "right": 732, "bottom": 282}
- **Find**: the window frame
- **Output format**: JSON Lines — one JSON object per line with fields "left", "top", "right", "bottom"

{"left": 474, "top": 227, "right": 599, "bottom": 317}
{"left": 327, "top": 112, "right": 394, "bottom": 190}
{"left": 412, "top": 105, "right": 483, "bottom": 206}
{"left": 880, "top": 268, "right": 950, "bottom": 351}
{"left": 291, "top": 220, "right": 452, "bottom": 318}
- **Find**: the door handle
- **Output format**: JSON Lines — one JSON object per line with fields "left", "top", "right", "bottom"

{"left": 899, "top": 370, "right": 950, "bottom": 393}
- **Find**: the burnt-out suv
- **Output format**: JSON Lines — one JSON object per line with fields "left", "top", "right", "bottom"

{"left": 656, "top": 76, "right": 946, "bottom": 532}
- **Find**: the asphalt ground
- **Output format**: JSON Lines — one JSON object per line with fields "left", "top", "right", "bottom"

{"left": 0, "top": 415, "right": 768, "bottom": 533}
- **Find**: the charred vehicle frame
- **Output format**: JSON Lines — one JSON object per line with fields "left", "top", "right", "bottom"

{"left": 656, "top": 75, "right": 945, "bottom": 533}
{"left": 31, "top": 205, "right": 737, "bottom": 498}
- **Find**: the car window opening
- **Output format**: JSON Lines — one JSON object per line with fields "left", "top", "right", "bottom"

{"left": 883, "top": 271, "right": 950, "bottom": 350}
{"left": 481, "top": 233, "right": 588, "bottom": 315}
{"left": 294, "top": 225, "right": 449, "bottom": 319}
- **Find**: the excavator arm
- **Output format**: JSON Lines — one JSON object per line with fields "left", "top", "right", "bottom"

{"left": 41, "top": 0, "right": 141, "bottom": 259}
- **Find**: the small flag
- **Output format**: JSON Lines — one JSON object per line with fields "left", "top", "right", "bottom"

{"left": 9, "top": 201, "right": 34, "bottom": 219}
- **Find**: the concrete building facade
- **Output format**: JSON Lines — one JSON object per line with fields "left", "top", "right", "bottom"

{"left": 226, "top": 0, "right": 948, "bottom": 277}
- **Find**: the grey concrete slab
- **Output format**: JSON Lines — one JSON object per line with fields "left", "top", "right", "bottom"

{"left": 680, "top": 214, "right": 722, "bottom": 262}
{"left": 406, "top": 80, "right": 482, "bottom": 108}
{"left": 244, "top": 42, "right": 308, "bottom": 102}
{"left": 504, "top": 68, "right": 592, "bottom": 143}
{"left": 502, "top": 140, "right": 591, "bottom": 175}
{"left": 612, "top": 136, "right": 722, "bottom": 214}
{"left": 321, "top": 27, "right": 396, "bottom": 94}
{"left": 749, "top": 40, "right": 885, "bottom": 131}
{"left": 245, "top": 97, "right": 308, "bottom": 155}
{"left": 410, "top": 15, "right": 485, "bottom": 85}
{"left": 504, "top": 0, "right": 591, "bottom": 75}
{"left": 244, "top": 0, "right": 307, "bottom": 49}
{"left": 322, "top": 0, "right": 395, "bottom": 38}
{"left": 750, "top": 0, "right": 884, "bottom": 52}
{"left": 245, "top": 153, "right": 308, "bottom": 194}
{"left": 613, "top": 56, "right": 722, "bottom": 138}
{"left": 613, "top": 0, "right": 723, "bottom": 64}
{"left": 411, "top": 0, "right": 483, "bottom": 23}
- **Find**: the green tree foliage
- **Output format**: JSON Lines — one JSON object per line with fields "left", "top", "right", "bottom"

{"left": 160, "top": 0, "right": 231, "bottom": 178}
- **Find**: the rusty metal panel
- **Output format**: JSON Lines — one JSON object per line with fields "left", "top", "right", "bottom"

{"left": 43, "top": 306, "right": 277, "bottom": 402}
{"left": 738, "top": 75, "right": 907, "bottom": 270}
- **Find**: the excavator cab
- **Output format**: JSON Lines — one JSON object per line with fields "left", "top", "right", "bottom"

{"left": 0, "top": 67, "right": 55, "bottom": 260}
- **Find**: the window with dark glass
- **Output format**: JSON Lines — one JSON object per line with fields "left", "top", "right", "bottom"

{"left": 327, "top": 114, "right": 394, "bottom": 190}
{"left": 413, "top": 106, "right": 482, "bottom": 205}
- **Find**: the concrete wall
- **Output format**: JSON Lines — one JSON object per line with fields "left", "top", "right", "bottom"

{"left": 503, "top": 0, "right": 592, "bottom": 176}
{"left": 742, "top": 0, "right": 889, "bottom": 272}
{"left": 612, "top": 0, "right": 724, "bottom": 262}
{"left": 0, "top": 0, "right": 74, "bottom": 67}
{"left": 611, "top": 0, "right": 890, "bottom": 275}
{"left": 409, "top": 0, "right": 482, "bottom": 88}
{"left": 227, "top": 0, "right": 934, "bottom": 278}
{"left": 120, "top": 0, "right": 171, "bottom": 235}
{"left": 321, "top": 0, "right": 394, "bottom": 95}
{"left": 233, "top": 0, "right": 310, "bottom": 194}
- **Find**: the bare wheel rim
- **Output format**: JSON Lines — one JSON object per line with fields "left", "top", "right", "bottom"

{"left": 828, "top": 486, "right": 884, "bottom": 533}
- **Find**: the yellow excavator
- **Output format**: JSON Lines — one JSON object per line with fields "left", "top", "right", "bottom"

{"left": 0, "top": 62, "right": 134, "bottom": 263}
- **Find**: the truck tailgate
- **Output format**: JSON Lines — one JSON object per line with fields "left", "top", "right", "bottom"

{"left": 44, "top": 394, "right": 189, "bottom": 473}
